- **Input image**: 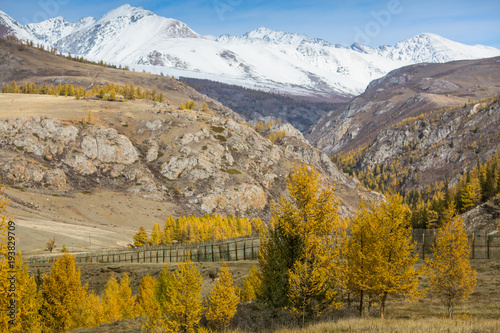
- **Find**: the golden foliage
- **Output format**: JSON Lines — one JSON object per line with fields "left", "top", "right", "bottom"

{"left": 205, "top": 264, "right": 240, "bottom": 330}
{"left": 136, "top": 214, "right": 264, "bottom": 246}
{"left": 164, "top": 260, "right": 204, "bottom": 332}
{"left": 259, "top": 165, "right": 343, "bottom": 323}
{"left": 41, "top": 254, "right": 89, "bottom": 331}
{"left": 240, "top": 265, "right": 261, "bottom": 302}
{"left": 426, "top": 206, "right": 477, "bottom": 318}
{"left": 137, "top": 275, "right": 163, "bottom": 332}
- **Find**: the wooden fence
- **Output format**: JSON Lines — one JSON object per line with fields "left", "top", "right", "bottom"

{"left": 25, "top": 230, "right": 500, "bottom": 265}
{"left": 412, "top": 229, "right": 500, "bottom": 260}
{"left": 26, "top": 235, "right": 261, "bottom": 265}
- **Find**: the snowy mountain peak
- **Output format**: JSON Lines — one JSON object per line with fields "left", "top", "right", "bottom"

{"left": 379, "top": 33, "right": 500, "bottom": 63}
{"left": 98, "top": 4, "right": 155, "bottom": 22}
{"left": 0, "top": 10, "right": 35, "bottom": 40}
{"left": 244, "top": 26, "right": 330, "bottom": 46}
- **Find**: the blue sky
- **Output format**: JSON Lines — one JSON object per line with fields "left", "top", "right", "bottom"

{"left": 1, "top": 0, "right": 499, "bottom": 48}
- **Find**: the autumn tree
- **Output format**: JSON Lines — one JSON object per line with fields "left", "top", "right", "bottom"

{"left": 370, "top": 194, "right": 420, "bottom": 318}
{"left": 101, "top": 276, "right": 121, "bottom": 322}
{"left": 150, "top": 223, "right": 162, "bottom": 246}
{"left": 426, "top": 205, "right": 477, "bottom": 318}
{"left": 205, "top": 264, "right": 240, "bottom": 331}
{"left": 137, "top": 275, "right": 163, "bottom": 332}
{"left": 46, "top": 238, "right": 56, "bottom": 252}
{"left": 118, "top": 274, "right": 136, "bottom": 320}
{"left": 240, "top": 265, "right": 261, "bottom": 302}
{"left": 258, "top": 165, "right": 343, "bottom": 323}
{"left": 345, "top": 206, "right": 380, "bottom": 317}
{"left": 41, "top": 254, "right": 89, "bottom": 331}
{"left": 164, "top": 260, "right": 204, "bottom": 332}
{"left": 134, "top": 226, "right": 149, "bottom": 247}
{"left": 155, "top": 265, "right": 174, "bottom": 311}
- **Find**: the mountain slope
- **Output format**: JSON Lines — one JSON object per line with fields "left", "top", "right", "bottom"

{"left": 0, "top": 38, "right": 379, "bottom": 251}
{"left": 309, "top": 56, "right": 500, "bottom": 155}
{"left": 4, "top": 5, "right": 500, "bottom": 98}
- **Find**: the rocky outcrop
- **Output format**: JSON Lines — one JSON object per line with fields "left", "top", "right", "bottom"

{"left": 462, "top": 196, "right": 500, "bottom": 233}
{"left": 309, "top": 57, "right": 500, "bottom": 156}
{"left": 0, "top": 107, "right": 378, "bottom": 219}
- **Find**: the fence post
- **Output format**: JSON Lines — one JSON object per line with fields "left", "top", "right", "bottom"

{"left": 163, "top": 248, "right": 166, "bottom": 263}
{"left": 251, "top": 236, "right": 254, "bottom": 260}
{"left": 235, "top": 240, "right": 238, "bottom": 261}
{"left": 198, "top": 245, "right": 201, "bottom": 262}
{"left": 176, "top": 246, "right": 179, "bottom": 262}
{"left": 212, "top": 243, "right": 215, "bottom": 262}
{"left": 472, "top": 233, "right": 475, "bottom": 259}
{"left": 487, "top": 234, "right": 490, "bottom": 259}
{"left": 422, "top": 233, "right": 425, "bottom": 260}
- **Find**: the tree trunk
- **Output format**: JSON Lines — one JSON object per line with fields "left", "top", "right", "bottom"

{"left": 380, "top": 292, "right": 388, "bottom": 319}
{"left": 359, "top": 290, "right": 364, "bottom": 317}
{"left": 447, "top": 297, "right": 454, "bottom": 318}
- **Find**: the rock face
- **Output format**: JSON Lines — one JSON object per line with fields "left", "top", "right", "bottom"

{"left": 309, "top": 57, "right": 500, "bottom": 156}
{"left": 0, "top": 105, "right": 377, "bottom": 220}
{"left": 337, "top": 96, "right": 500, "bottom": 192}
{"left": 462, "top": 196, "right": 500, "bottom": 233}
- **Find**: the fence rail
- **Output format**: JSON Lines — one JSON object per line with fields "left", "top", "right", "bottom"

{"left": 26, "top": 235, "right": 261, "bottom": 265}
{"left": 25, "top": 230, "right": 500, "bottom": 265}
{"left": 412, "top": 229, "right": 500, "bottom": 260}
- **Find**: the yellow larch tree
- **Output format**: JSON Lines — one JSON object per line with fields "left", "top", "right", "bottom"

{"left": 240, "top": 265, "right": 261, "bottom": 302}
{"left": 370, "top": 194, "right": 420, "bottom": 318}
{"left": 345, "top": 205, "right": 380, "bottom": 317}
{"left": 101, "top": 275, "right": 121, "bottom": 323}
{"left": 150, "top": 223, "right": 162, "bottom": 246}
{"left": 9, "top": 255, "right": 44, "bottom": 332}
{"left": 133, "top": 226, "right": 149, "bottom": 247}
{"left": 155, "top": 265, "right": 174, "bottom": 312}
{"left": 164, "top": 260, "right": 204, "bottom": 333}
{"left": 137, "top": 275, "right": 163, "bottom": 332}
{"left": 205, "top": 264, "right": 240, "bottom": 331}
{"left": 259, "top": 165, "right": 343, "bottom": 323}
{"left": 426, "top": 205, "right": 477, "bottom": 318}
{"left": 41, "top": 254, "right": 89, "bottom": 331}
{"left": 118, "top": 273, "right": 137, "bottom": 320}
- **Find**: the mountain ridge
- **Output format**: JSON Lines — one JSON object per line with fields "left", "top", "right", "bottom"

{"left": 1, "top": 5, "right": 499, "bottom": 98}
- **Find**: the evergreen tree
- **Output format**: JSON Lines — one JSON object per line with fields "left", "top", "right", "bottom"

{"left": 426, "top": 205, "right": 477, "bottom": 318}
{"left": 205, "top": 264, "right": 240, "bottom": 331}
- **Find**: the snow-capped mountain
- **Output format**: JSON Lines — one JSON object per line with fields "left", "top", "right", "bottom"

{"left": 2, "top": 5, "right": 500, "bottom": 97}
{"left": 25, "top": 16, "right": 95, "bottom": 45}
{"left": 0, "top": 10, "right": 34, "bottom": 40}
{"left": 359, "top": 33, "right": 500, "bottom": 64}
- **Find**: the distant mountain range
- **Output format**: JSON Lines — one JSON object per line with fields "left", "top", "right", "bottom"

{"left": 1, "top": 4, "right": 500, "bottom": 97}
